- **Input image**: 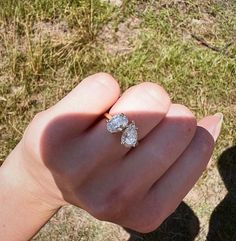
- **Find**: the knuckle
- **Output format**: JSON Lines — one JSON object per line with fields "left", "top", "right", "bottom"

{"left": 91, "top": 201, "right": 123, "bottom": 221}
{"left": 138, "top": 82, "right": 171, "bottom": 103}
{"left": 169, "top": 104, "right": 197, "bottom": 135}
{"left": 89, "top": 203, "right": 110, "bottom": 220}
{"left": 94, "top": 72, "right": 114, "bottom": 80}
{"left": 89, "top": 72, "right": 120, "bottom": 96}
{"left": 170, "top": 104, "right": 196, "bottom": 119}
{"left": 131, "top": 204, "right": 166, "bottom": 233}
{"left": 94, "top": 72, "right": 118, "bottom": 87}
{"left": 197, "top": 126, "right": 215, "bottom": 155}
{"left": 91, "top": 185, "right": 132, "bottom": 221}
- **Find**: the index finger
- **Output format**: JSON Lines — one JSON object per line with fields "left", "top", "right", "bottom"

{"left": 46, "top": 73, "right": 121, "bottom": 132}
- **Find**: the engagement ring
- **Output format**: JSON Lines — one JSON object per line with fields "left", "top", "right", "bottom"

{"left": 105, "top": 113, "right": 138, "bottom": 148}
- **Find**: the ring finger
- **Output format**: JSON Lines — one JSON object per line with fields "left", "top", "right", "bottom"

{"left": 82, "top": 82, "right": 171, "bottom": 163}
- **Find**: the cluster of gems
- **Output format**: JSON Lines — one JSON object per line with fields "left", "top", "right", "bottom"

{"left": 106, "top": 113, "right": 138, "bottom": 148}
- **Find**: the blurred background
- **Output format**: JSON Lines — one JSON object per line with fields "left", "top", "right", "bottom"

{"left": 0, "top": 0, "right": 235, "bottom": 240}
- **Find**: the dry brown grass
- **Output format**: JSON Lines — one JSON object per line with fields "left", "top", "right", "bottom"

{"left": 0, "top": 0, "right": 235, "bottom": 240}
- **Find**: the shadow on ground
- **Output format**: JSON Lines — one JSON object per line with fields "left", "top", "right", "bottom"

{"left": 207, "top": 145, "right": 236, "bottom": 241}
{"left": 126, "top": 202, "right": 199, "bottom": 241}
{"left": 127, "top": 146, "right": 236, "bottom": 241}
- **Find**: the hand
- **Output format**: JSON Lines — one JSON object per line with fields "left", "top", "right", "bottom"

{"left": 1, "top": 73, "right": 222, "bottom": 233}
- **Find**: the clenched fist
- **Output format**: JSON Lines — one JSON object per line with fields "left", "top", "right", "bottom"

{"left": 0, "top": 73, "right": 223, "bottom": 240}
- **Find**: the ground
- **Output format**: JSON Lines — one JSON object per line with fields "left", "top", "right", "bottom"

{"left": 0, "top": 0, "right": 235, "bottom": 240}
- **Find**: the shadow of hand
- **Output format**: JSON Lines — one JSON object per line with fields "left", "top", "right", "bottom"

{"left": 126, "top": 202, "right": 199, "bottom": 241}
{"left": 207, "top": 146, "right": 236, "bottom": 241}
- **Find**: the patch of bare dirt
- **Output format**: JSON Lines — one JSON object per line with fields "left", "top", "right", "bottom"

{"left": 33, "top": 21, "right": 76, "bottom": 44}
{"left": 101, "top": 0, "right": 123, "bottom": 7}
{"left": 97, "top": 17, "right": 142, "bottom": 55}
{"left": 0, "top": 24, "right": 29, "bottom": 55}
{"left": 33, "top": 205, "right": 130, "bottom": 241}
{"left": 190, "top": 13, "right": 217, "bottom": 39}
{"left": 0, "top": 20, "right": 76, "bottom": 61}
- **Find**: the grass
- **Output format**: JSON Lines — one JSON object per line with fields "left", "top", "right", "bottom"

{"left": 0, "top": 0, "right": 235, "bottom": 240}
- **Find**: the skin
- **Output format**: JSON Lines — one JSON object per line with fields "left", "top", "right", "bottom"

{"left": 0, "top": 73, "right": 223, "bottom": 240}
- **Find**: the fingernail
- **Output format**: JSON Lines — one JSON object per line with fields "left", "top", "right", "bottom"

{"left": 212, "top": 113, "right": 224, "bottom": 142}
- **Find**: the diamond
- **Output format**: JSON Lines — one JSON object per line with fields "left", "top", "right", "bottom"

{"left": 121, "top": 121, "right": 138, "bottom": 148}
{"left": 107, "top": 113, "right": 129, "bottom": 133}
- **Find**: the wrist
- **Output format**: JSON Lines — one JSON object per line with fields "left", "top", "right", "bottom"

{"left": 0, "top": 143, "right": 60, "bottom": 240}
{"left": 0, "top": 142, "right": 61, "bottom": 213}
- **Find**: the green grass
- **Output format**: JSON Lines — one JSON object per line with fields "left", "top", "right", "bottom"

{"left": 0, "top": 0, "right": 236, "bottom": 240}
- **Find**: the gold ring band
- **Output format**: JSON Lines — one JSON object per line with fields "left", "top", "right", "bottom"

{"left": 104, "top": 113, "right": 112, "bottom": 120}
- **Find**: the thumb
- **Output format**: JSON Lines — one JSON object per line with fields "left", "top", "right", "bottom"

{"left": 198, "top": 113, "right": 224, "bottom": 142}
{"left": 198, "top": 113, "right": 223, "bottom": 168}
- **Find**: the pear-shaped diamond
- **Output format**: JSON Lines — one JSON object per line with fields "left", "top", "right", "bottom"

{"left": 107, "top": 113, "right": 129, "bottom": 133}
{"left": 121, "top": 122, "right": 138, "bottom": 148}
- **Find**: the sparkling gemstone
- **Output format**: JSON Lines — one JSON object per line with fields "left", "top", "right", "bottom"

{"left": 107, "top": 113, "right": 129, "bottom": 133}
{"left": 121, "top": 122, "right": 138, "bottom": 148}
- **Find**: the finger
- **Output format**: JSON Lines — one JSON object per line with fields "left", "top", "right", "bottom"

{"left": 120, "top": 114, "right": 223, "bottom": 233}
{"left": 81, "top": 82, "right": 171, "bottom": 161}
{"left": 197, "top": 113, "right": 223, "bottom": 142}
{"left": 69, "top": 82, "right": 170, "bottom": 211}
{"left": 45, "top": 73, "right": 120, "bottom": 132}
{"left": 109, "top": 82, "right": 171, "bottom": 140}
{"left": 115, "top": 104, "right": 196, "bottom": 196}
{"left": 47, "top": 82, "right": 171, "bottom": 188}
